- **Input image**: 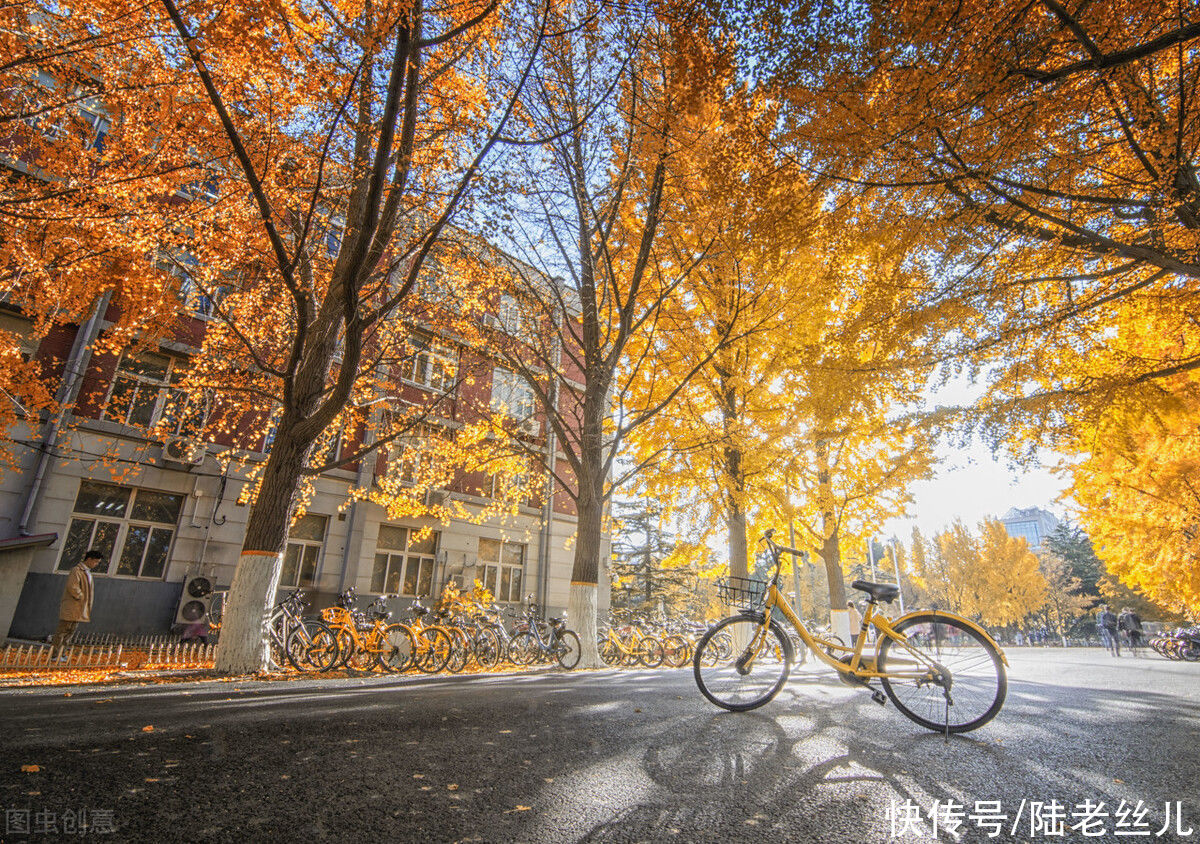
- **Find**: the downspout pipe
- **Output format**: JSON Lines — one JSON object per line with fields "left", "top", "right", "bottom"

{"left": 337, "top": 404, "right": 383, "bottom": 594}
{"left": 537, "top": 315, "right": 562, "bottom": 610}
{"left": 18, "top": 291, "right": 112, "bottom": 535}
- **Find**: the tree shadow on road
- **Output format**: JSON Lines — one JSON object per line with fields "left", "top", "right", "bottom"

{"left": 1, "top": 667, "right": 1197, "bottom": 842}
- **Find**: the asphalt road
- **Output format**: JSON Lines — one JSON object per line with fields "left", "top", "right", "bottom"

{"left": 1, "top": 648, "right": 1198, "bottom": 843}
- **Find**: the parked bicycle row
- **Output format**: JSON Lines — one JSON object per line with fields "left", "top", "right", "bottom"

{"left": 267, "top": 586, "right": 582, "bottom": 674}
{"left": 1149, "top": 627, "right": 1200, "bottom": 661}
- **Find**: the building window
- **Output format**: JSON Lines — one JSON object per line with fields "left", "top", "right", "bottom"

{"left": 279, "top": 514, "right": 327, "bottom": 588}
{"left": 103, "top": 351, "right": 181, "bottom": 429}
{"left": 382, "top": 423, "right": 448, "bottom": 485}
{"left": 496, "top": 294, "right": 524, "bottom": 334}
{"left": 403, "top": 333, "right": 456, "bottom": 391}
{"left": 0, "top": 311, "right": 37, "bottom": 361}
{"left": 159, "top": 374, "right": 210, "bottom": 439}
{"left": 1005, "top": 521, "right": 1041, "bottom": 548}
{"left": 491, "top": 368, "right": 535, "bottom": 421}
{"left": 479, "top": 538, "right": 525, "bottom": 602}
{"left": 371, "top": 526, "right": 439, "bottom": 596}
{"left": 156, "top": 249, "right": 222, "bottom": 317}
{"left": 58, "top": 481, "right": 184, "bottom": 579}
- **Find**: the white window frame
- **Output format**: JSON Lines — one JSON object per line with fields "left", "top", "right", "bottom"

{"left": 490, "top": 367, "right": 535, "bottom": 421}
{"left": 371, "top": 526, "right": 439, "bottom": 597}
{"left": 279, "top": 514, "right": 328, "bottom": 589}
{"left": 58, "top": 481, "right": 184, "bottom": 580}
{"left": 496, "top": 294, "right": 524, "bottom": 335}
{"left": 478, "top": 538, "right": 526, "bottom": 603}
{"left": 403, "top": 333, "right": 457, "bottom": 391}
{"left": 103, "top": 351, "right": 181, "bottom": 430}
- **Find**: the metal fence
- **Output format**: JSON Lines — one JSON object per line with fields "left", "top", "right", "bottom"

{"left": 0, "top": 640, "right": 217, "bottom": 671}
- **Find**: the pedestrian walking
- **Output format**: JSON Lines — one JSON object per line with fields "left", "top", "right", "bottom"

{"left": 1096, "top": 604, "right": 1120, "bottom": 657}
{"left": 52, "top": 549, "right": 102, "bottom": 659}
{"left": 1118, "top": 607, "right": 1144, "bottom": 655}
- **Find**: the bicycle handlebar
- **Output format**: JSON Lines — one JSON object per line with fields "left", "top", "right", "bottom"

{"left": 760, "top": 531, "right": 805, "bottom": 559}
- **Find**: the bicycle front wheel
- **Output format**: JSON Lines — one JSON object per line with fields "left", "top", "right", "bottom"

{"left": 378, "top": 624, "right": 416, "bottom": 673}
{"left": 693, "top": 614, "right": 793, "bottom": 712}
{"left": 287, "top": 619, "right": 339, "bottom": 672}
{"left": 878, "top": 613, "right": 1007, "bottom": 733}
{"left": 661, "top": 634, "right": 690, "bottom": 668}
{"left": 508, "top": 632, "right": 538, "bottom": 666}
{"left": 473, "top": 627, "right": 503, "bottom": 669}
{"left": 638, "top": 636, "right": 665, "bottom": 668}
{"left": 556, "top": 630, "right": 581, "bottom": 669}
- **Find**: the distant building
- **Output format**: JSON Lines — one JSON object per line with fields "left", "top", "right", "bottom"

{"left": 999, "top": 507, "right": 1061, "bottom": 552}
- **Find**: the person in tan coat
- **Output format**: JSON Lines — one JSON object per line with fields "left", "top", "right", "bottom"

{"left": 52, "top": 549, "right": 102, "bottom": 657}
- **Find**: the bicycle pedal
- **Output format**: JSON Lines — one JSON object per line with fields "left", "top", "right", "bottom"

{"left": 871, "top": 690, "right": 887, "bottom": 707}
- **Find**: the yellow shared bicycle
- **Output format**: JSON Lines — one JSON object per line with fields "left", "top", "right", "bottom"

{"left": 693, "top": 530, "right": 1008, "bottom": 734}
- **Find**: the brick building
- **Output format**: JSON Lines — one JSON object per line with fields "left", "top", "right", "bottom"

{"left": 0, "top": 279, "right": 608, "bottom": 641}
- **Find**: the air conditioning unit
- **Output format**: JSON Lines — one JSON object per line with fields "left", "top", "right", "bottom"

{"left": 174, "top": 575, "right": 214, "bottom": 626}
{"left": 163, "top": 437, "right": 205, "bottom": 466}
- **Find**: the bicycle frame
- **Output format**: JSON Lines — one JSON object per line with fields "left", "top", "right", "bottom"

{"left": 750, "top": 560, "right": 1007, "bottom": 683}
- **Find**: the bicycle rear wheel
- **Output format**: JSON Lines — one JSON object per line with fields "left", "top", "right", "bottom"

{"left": 508, "top": 631, "right": 538, "bottom": 666}
{"left": 638, "top": 636, "right": 665, "bottom": 668}
{"left": 599, "top": 638, "right": 622, "bottom": 666}
{"left": 877, "top": 613, "right": 1007, "bottom": 733}
{"left": 444, "top": 627, "right": 472, "bottom": 673}
{"left": 692, "top": 614, "right": 793, "bottom": 712}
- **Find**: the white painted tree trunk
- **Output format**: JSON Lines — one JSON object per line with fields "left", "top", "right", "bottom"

{"left": 214, "top": 551, "right": 282, "bottom": 674}
{"left": 569, "top": 582, "right": 604, "bottom": 669}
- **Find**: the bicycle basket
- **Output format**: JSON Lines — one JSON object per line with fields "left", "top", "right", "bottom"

{"left": 716, "top": 576, "right": 768, "bottom": 611}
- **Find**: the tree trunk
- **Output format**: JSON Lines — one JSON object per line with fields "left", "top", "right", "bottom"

{"left": 815, "top": 437, "right": 848, "bottom": 639}
{"left": 214, "top": 427, "right": 313, "bottom": 674}
{"left": 718, "top": 365, "right": 749, "bottom": 579}
{"left": 727, "top": 498, "right": 749, "bottom": 579}
{"left": 566, "top": 377, "right": 609, "bottom": 669}
{"left": 570, "top": 480, "right": 605, "bottom": 668}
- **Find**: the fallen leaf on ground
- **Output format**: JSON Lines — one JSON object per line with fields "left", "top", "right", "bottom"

{"left": 448, "top": 784, "right": 458, "bottom": 791}
{"left": 21, "top": 764, "right": 39, "bottom": 773}
{"left": 504, "top": 806, "right": 532, "bottom": 814}
{"left": 412, "top": 773, "right": 424, "bottom": 779}
{"left": 141, "top": 725, "right": 154, "bottom": 732}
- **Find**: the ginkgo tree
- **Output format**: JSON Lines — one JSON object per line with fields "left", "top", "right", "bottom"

{"left": 913, "top": 519, "right": 1048, "bottom": 629}
{"left": 481, "top": 0, "right": 749, "bottom": 666}
{"left": 1, "top": 0, "right": 564, "bottom": 672}
{"left": 726, "top": 0, "right": 1200, "bottom": 616}
{"left": 632, "top": 200, "right": 944, "bottom": 636}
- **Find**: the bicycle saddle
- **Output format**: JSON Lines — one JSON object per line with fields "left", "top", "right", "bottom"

{"left": 850, "top": 580, "right": 900, "bottom": 604}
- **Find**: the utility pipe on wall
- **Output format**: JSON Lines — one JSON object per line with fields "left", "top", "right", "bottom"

{"left": 18, "top": 291, "right": 113, "bottom": 535}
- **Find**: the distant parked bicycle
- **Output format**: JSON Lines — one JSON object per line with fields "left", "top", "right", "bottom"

{"left": 509, "top": 600, "right": 581, "bottom": 669}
